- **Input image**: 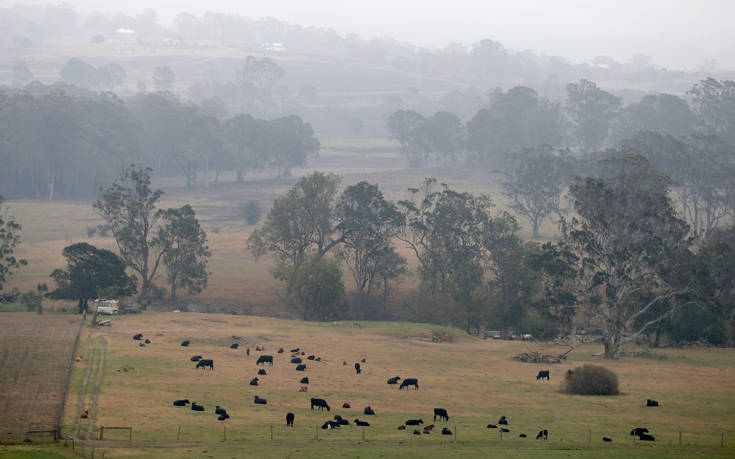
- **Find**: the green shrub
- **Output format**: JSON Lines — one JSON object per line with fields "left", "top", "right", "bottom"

{"left": 562, "top": 364, "right": 619, "bottom": 395}
{"left": 239, "top": 201, "right": 262, "bottom": 226}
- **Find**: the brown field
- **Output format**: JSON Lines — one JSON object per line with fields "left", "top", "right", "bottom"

{"left": 45, "top": 311, "right": 735, "bottom": 457}
{"left": 0, "top": 313, "right": 81, "bottom": 440}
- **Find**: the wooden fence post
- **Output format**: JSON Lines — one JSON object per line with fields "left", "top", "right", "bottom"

{"left": 679, "top": 431, "right": 682, "bottom": 445}
{"left": 177, "top": 425, "right": 181, "bottom": 441}
{"left": 270, "top": 425, "right": 273, "bottom": 441}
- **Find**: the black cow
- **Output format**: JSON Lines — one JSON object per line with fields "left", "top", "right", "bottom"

{"left": 218, "top": 414, "right": 230, "bottom": 421}
{"left": 290, "top": 348, "right": 300, "bottom": 353}
{"left": 355, "top": 419, "right": 370, "bottom": 426}
{"left": 487, "top": 424, "right": 497, "bottom": 429}
{"left": 536, "top": 429, "right": 548, "bottom": 440}
{"left": 520, "top": 433, "right": 527, "bottom": 438}
{"left": 536, "top": 370, "right": 550, "bottom": 381}
{"left": 315, "top": 357, "right": 321, "bottom": 361}
{"left": 278, "top": 348, "right": 284, "bottom": 354}
{"left": 405, "top": 419, "right": 424, "bottom": 426}
{"left": 173, "top": 399, "right": 189, "bottom": 406}
{"left": 191, "top": 402, "right": 204, "bottom": 411}
{"left": 364, "top": 406, "right": 375, "bottom": 415}
{"left": 498, "top": 416, "right": 508, "bottom": 425}
{"left": 190, "top": 355, "right": 202, "bottom": 362}
{"left": 307, "top": 355, "right": 315, "bottom": 360}
{"left": 139, "top": 342, "right": 145, "bottom": 347}
{"left": 433, "top": 408, "right": 449, "bottom": 421}
{"left": 301, "top": 377, "right": 309, "bottom": 384}
{"left": 286, "top": 412, "right": 295, "bottom": 427}
{"left": 291, "top": 358, "right": 302, "bottom": 364}
{"left": 181, "top": 340, "right": 190, "bottom": 347}
{"left": 311, "top": 398, "right": 330, "bottom": 411}
{"left": 254, "top": 396, "right": 267, "bottom": 405}
{"left": 256, "top": 355, "right": 274, "bottom": 366}
{"left": 638, "top": 433, "right": 655, "bottom": 441}
{"left": 412, "top": 429, "right": 421, "bottom": 435}
{"left": 334, "top": 416, "right": 349, "bottom": 426}
{"left": 603, "top": 437, "right": 613, "bottom": 442}
{"left": 322, "top": 421, "right": 340, "bottom": 429}
{"left": 133, "top": 333, "right": 143, "bottom": 340}
{"left": 354, "top": 363, "right": 361, "bottom": 374}
{"left": 196, "top": 359, "right": 214, "bottom": 370}
{"left": 230, "top": 343, "right": 239, "bottom": 349}
{"left": 646, "top": 399, "right": 659, "bottom": 407}
{"left": 255, "top": 346, "right": 265, "bottom": 351}
{"left": 258, "top": 369, "right": 267, "bottom": 375}
{"left": 399, "top": 378, "right": 419, "bottom": 390}
{"left": 296, "top": 364, "right": 306, "bottom": 371}
{"left": 387, "top": 376, "right": 401, "bottom": 385}
{"left": 397, "top": 425, "right": 406, "bottom": 430}
{"left": 249, "top": 377, "right": 259, "bottom": 386}
{"left": 441, "top": 427, "right": 452, "bottom": 435}
{"left": 501, "top": 428, "right": 510, "bottom": 433}
{"left": 630, "top": 427, "right": 649, "bottom": 437}
{"left": 145, "top": 339, "right": 151, "bottom": 344}
{"left": 342, "top": 402, "right": 351, "bottom": 409}
{"left": 215, "top": 406, "right": 227, "bottom": 416}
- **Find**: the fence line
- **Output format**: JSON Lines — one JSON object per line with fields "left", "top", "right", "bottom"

{"left": 57, "top": 310, "right": 86, "bottom": 437}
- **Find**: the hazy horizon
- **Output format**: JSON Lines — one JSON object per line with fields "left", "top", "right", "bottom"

{"left": 2, "top": 0, "right": 734, "bottom": 71}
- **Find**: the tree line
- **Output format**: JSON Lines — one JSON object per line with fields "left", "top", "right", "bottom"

{"left": 0, "top": 82, "right": 319, "bottom": 199}
{"left": 389, "top": 77, "right": 735, "bottom": 169}
{"left": 250, "top": 163, "right": 735, "bottom": 358}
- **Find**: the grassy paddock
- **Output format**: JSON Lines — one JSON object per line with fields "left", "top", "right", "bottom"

{"left": 45, "top": 312, "right": 735, "bottom": 457}
{"left": 0, "top": 313, "right": 81, "bottom": 440}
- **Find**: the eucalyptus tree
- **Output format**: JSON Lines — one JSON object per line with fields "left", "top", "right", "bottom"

{"left": 335, "top": 181, "right": 404, "bottom": 297}
{"left": 565, "top": 155, "right": 691, "bottom": 358}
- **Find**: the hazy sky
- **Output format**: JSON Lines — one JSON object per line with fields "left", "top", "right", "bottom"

{"left": 9, "top": 0, "right": 735, "bottom": 69}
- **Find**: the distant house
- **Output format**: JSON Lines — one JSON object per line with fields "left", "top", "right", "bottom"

{"left": 263, "top": 42, "right": 286, "bottom": 52}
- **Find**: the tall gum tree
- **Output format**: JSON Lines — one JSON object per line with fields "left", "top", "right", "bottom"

{"left": 565, "top": 154, "right": 691, "bottom": 358}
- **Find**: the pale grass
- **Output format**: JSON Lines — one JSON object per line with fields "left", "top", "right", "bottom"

{"left": 60, "top": 311, "right": 735, "bottom": 457}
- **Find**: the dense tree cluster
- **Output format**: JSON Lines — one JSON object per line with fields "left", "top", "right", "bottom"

{"left": 0, "top": 83, "right": 320, "bottom": 198}
{"left": 389, "top": 77, "right": 735, "bottom": 172}
{"left": 252, "top": 156, "right": 735, "bottom": 356}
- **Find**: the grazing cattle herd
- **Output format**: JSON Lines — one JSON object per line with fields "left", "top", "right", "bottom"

{"left": 132, "top": 332, "right": 661, "bottom": 444}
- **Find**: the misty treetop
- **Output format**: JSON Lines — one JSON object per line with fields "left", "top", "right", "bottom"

{"left": 0, "top": 83, "right": 320, "bottom": 198}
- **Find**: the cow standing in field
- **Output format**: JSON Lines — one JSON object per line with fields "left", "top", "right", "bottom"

{"left": 256, "top": 355, "right": 274, "bottom": 366}
{"left": 286, "top": 412, "right": 295, "bottom": 426}
{"left": 399, "top": 378, "right": 419, "bottom": 390}
{"left": 311, "top": 398, "right": 330, "bottom": 411}
{"left": 196, "top": 359, "right": 214, "bottom": 370}
{"left": 536, "top": 429, "right": 548, "bottom": 440}
{"left": 433, "top": 408, "right": 449, "bottom": 421}
{"left": 355, "top": 363, "right": 361, "bottom": 374}
{"left": 646, "top": 399, "right": 659, "bottom": 407}
{"left": 536, "top": 370, "right": 550, "bottom": 381}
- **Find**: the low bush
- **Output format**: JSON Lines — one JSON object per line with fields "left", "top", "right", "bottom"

{"left": 562, "top": 364, "right": 619, "bottom": 395}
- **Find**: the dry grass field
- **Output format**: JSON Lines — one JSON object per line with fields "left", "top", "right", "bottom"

{"left": 0, "top": 313, "right": 80, "bottom": 441}
{"left": 40, "top": 311, "right": 735, "bottom": 457}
